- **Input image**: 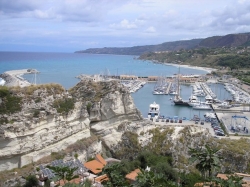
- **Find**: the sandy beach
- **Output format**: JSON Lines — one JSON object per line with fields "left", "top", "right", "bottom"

{"left": 164, "top": 63, "right": 217, "bottom": 73}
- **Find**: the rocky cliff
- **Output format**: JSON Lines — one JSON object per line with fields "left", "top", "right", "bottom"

{"left": 0, "top": 80, "right": 145, "bottom": 171}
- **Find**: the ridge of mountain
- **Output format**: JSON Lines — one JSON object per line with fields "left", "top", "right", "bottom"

{"left": 75, "top": 32, "right": 250, "bottom": 55}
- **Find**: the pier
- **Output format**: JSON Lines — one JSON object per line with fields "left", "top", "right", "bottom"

{"left": 166, "top": 82, "right": 172, "bottom": 94}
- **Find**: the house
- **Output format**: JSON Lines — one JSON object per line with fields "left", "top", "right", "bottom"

{"left": 84, "top": 154, "right": 107, "bottom": 175}
{"left": 125, "top": 169, "right": 141, "bottom": 184}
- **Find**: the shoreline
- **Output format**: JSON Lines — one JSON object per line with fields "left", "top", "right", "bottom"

{"left": 0, "top": 69, "right": 38, "bottom": 87}
{"left": 164, "top": 63, "right": 216, "bottom": 73}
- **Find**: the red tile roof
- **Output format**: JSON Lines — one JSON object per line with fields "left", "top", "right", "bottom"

{"left": 96, "top": 154, "right": 107, "bottom": 166}
{"left": 125, "top": 169, "right": 141, "bottom": 181}
{"left": 84, "top": 160, "right": 105, "bottom": 174}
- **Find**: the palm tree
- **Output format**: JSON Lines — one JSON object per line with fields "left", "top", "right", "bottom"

{"left": 189, "top": 145, "right": 221, "bottom": 179}
{"left": 47, "top": 165, "right": 79, "bottom": 184}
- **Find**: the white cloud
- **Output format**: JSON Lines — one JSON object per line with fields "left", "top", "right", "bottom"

{"left": 110, "top": 19, "right": 137, "bottom": 29}
{"left": 1, "top": 0, "right": 250, "bottom": 52}
{"left": 145, "top": 26, "right": 156, "bottom": 33}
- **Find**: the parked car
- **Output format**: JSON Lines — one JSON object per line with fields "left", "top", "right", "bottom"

{"left": 216, "top": 132, "right": 225, "bottom": 136}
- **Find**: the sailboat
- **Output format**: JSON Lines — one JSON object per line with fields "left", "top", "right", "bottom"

{"left": 173, "top": 67, "right": 190, "bottom": 106}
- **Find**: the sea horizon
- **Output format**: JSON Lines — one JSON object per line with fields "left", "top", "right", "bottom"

{"left": 0, "top": 51, "right": 230, "bottom": 119}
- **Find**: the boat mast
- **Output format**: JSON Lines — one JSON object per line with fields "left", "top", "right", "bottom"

{"left": 176, "top": 66, "right": 180, "bottom": 100}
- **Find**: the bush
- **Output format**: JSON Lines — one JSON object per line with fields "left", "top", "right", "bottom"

{"left": 0, "top": 86, "right": 22, "bottom": 115}
{"left": 53, "top": 98, "right": 75, "bottom": 114}
{"left": 51, "top": 151, "right": 66, "bottom": 160}
{"left": 23, "top": 175, "right": 38, "bottom": 187}
{"left": 33, "top": 110, "right": 40, "bottom": 118}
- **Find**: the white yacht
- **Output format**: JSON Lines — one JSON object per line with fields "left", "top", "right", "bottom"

{"left": 205, "top": 95, "right": 213, "bottom": 103}
{"left": 193, "top": 103, "right": 211, "bottom": 110}
{"left": 218, "top": 102, "right": 232, "bottom": 108}
{"left": 148, "top": 102, "right": 160, "bottom": 119}
{"left": 188, "top": 95, "right": 200, "bottom": 106}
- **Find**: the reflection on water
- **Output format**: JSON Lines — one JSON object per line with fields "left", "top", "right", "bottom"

{"left": 132, "top": 82, "right": 232, "bottom": 119}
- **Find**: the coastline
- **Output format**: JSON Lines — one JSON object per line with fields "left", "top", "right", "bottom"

{"left": 0, "top": 69, "right": 38, "bottom": 87}
{"left": 164, "top": 63, "right": 216, "bottom": 73}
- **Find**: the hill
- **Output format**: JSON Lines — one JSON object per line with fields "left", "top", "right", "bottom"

{"left": 75, "top": 32, "right": 250, "bottom": 55}
{"left": 199, "top": 32, "right": 250, "bottom": 48}
{"left": 75, "top": 39, "right": 202, "bottom": 55}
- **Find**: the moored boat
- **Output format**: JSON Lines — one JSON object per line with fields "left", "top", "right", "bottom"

{"left": 148, "top": 101, "right": 160, "bottom": 119}
{"left": 193, "top": 104, "right": 211, "bottom": 110}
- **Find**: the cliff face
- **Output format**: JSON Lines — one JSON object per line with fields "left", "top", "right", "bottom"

{"left": 0, "top": 80, "right": 144, "bottom": 171}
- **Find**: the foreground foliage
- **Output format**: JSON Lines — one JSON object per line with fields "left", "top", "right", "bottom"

{"left": 189, "top": 145, "right": 222, "bottom": 179}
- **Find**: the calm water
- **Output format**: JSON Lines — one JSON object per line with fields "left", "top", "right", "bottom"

{"left": 0, "top": 52, "right": 232, "bottom": 118}
{"left": 132, "top": 83, "right": 233, "bottom": 118}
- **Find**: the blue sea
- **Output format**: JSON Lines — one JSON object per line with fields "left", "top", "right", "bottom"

{"left": 0, "top": 52, "right": 232, "bottom": 118}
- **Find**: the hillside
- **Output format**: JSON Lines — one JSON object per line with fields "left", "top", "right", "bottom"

{"left": 75, "top": 32, "right": 250, "bottom": 55}
{"left": 139, "top": 46, "right": 250, "bottom": 70}
{"left": 75, "top": 39, "right": 202, "bottom": 55}
{"left": 199, "top": 32, "right": 250, "bottom": 48}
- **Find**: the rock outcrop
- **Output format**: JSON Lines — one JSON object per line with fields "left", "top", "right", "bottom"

{"left": 0, "top": 80, "right": 145, "bottom": 171}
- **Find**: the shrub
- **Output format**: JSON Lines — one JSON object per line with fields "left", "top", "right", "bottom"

{"left": 53, "top": 98, "right": 75, "bottom": 114}
{"left": 0, "top": 86, "right": 22, "bottom": 115}
{"left": 23, "top": 175, "right": 38, "bottom": 187}
{"left": 51, "top": 151, "right": 66, "bottom": 160}
{"left": 33, "top": 110, "right": 40, "bottom": 118}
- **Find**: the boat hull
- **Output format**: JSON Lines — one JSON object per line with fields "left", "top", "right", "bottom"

{"left": 174, "top": 100, "right": 190, "bottom": 106}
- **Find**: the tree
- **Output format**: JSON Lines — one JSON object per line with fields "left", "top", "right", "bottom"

{"left": 189, "top": 145, "right": 221, "bottom": 179}
{"left": 23, "top": 175, "right": 39, "bottom": 187}
{"left": 134, "top": 169, "right": 176, "bottom": 187}
{"left": 47, "top": 165, "right": 78, "bottom": 184}
{"left": 102, "top": 163, "right": 131, "bottom": 187}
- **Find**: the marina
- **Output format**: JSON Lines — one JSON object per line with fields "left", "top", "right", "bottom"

{"left": 1, "top": 52, "right": 250, "bottom": 137}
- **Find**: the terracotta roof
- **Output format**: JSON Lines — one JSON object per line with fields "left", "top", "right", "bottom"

{"left": 84, "top": 160, "right": 105, "bottom": 174}
{"left": 96, "top": 154, "right": 107, "bottom": 166}
{"left": 217, "top": 173, "right": 228, "bottom": 180}
{"left": 95, "top": 174, "right": 109, "bottom": 183}
{"left": 125, "top": 169, "right": 141, "bottom": 181}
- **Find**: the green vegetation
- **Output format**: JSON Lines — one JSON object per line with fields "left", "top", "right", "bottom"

{"left": 0, "top": 86, "right": 22, "bottom": 124}
{"left": 189, "top": 145, "right": 222, "bottom": 179}
{"left": 0, "top": 86, "right": 22, "bottom": 114}
{"left": 51, "top": 151, "right": 66, "bottom": 160}
{"left": 86, "top": 102, "right": 92, "bottom": 115}
{"left": 53, "top": 97, "right": 75, "bottom": 114}
{"left": 47, "top": 165, "right": 78, "bottom": 184}
{"left": 213, "top": 175, "right": 245, "bottom": 187}
{"left": 102, "top": 162, "right": 131, "bottom": 187}
{"left": 33, "top": 109, "right": 40, "bottom": 118}
{"left": 66, "top": 136, "right": 99, "bottom": 152}
{"left": 23, "top": 175, "right": 39, "bottom": 187}
{"left": 139, "top": 46, "right": 250, "bottom": 70}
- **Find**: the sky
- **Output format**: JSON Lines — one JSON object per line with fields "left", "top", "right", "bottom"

{"left": 1, "top": 0, "right": 250, "bottom": 52}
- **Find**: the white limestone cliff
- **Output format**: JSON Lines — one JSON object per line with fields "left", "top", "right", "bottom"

{"left": 0, "top": 80, "right": 145, "bottom": 171}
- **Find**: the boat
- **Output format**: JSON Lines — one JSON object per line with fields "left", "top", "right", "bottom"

{"left": 173, "top": 67, "right": 190, "bottom": 106}
{"left": 188, "top": 95, "right": 200, "bottom": 106}
{"left": 152, "top": 76, "right": 168, "bottom": 95}
{"left": 148, "top": 102, "right": 160, "bottom": 119}
{"left": 218, "top": 101, "right": 232, "bottom": 108}
{"left": 193, "top": 103, "right": 212, "bottom": 110}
